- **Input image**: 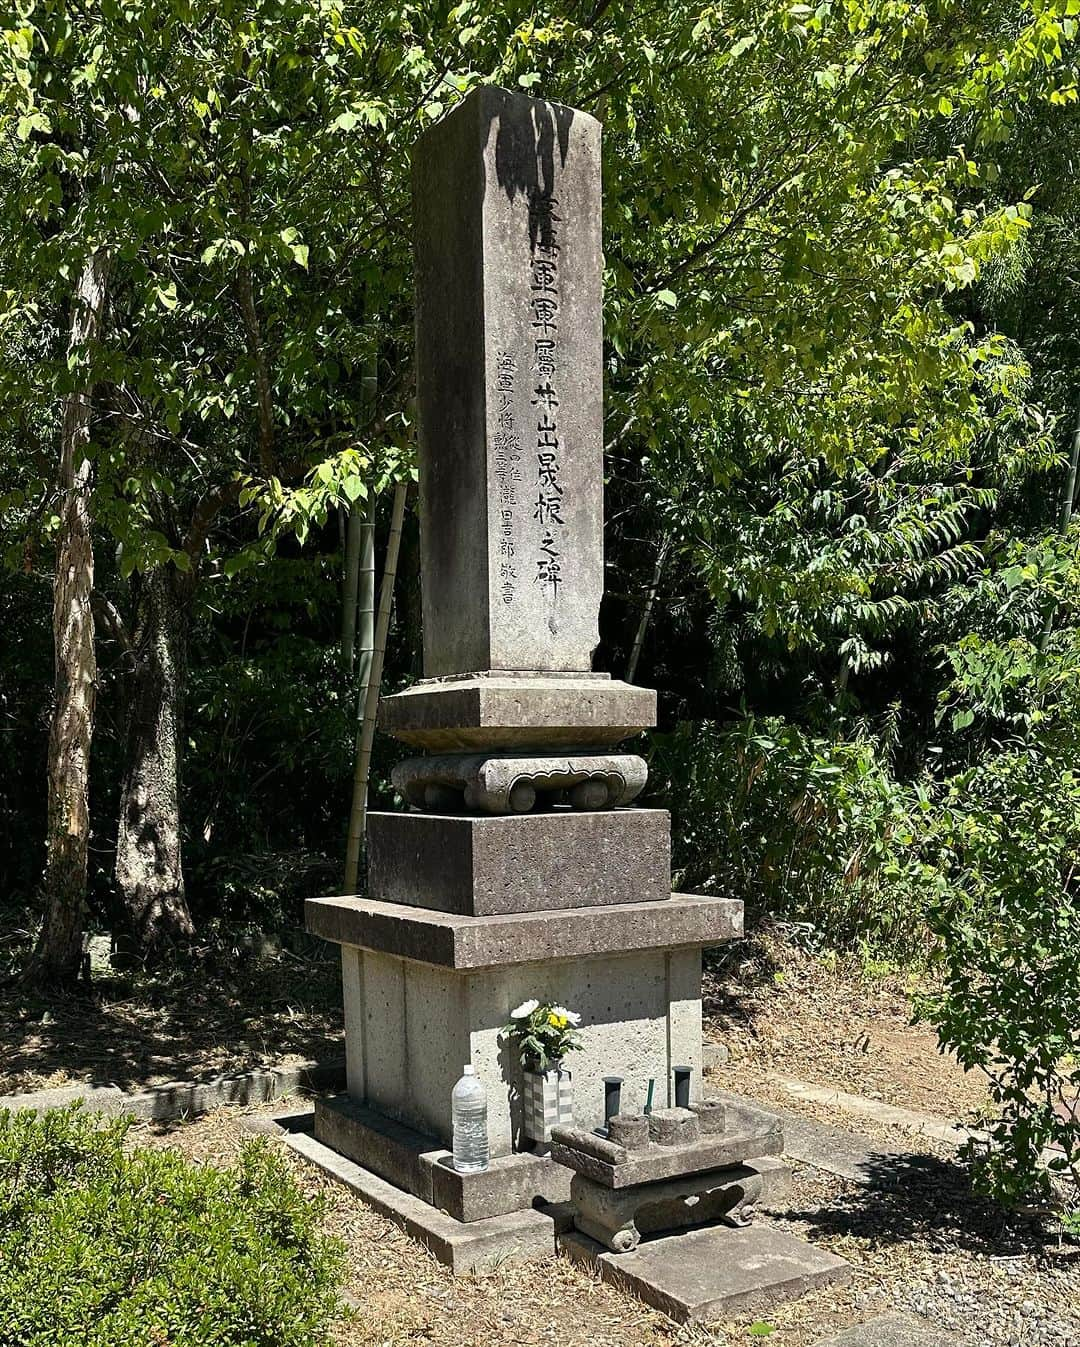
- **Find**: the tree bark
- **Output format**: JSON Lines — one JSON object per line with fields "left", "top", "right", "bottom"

{"left": 113, "top": 564, "right": 195, "bottom": 951}
{"left": 23, "top": 249, "right": 110, "bottom": 989}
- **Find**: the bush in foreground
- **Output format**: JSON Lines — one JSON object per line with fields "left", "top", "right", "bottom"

{"left": 0, "top": 1105, "right": 345, "bottom": 1347}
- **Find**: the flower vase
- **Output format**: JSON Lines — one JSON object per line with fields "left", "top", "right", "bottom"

{"left": 522, "top": 1061, "right": 573, "bottom": 1143}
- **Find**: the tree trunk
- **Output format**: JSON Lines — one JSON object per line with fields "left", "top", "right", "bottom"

{"left": 22, "top": 249, "right": 110, "bottom": 990}
{"left": 114, "top": 564, "right": 195, "bottom": 951}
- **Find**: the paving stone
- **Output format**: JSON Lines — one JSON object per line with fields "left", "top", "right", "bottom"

{"left": 812, "top": 1311, "right": 949, "bottom": 1347}
{"left": 560, "top": 1221, "right": 851, "bottom": 1323}
{"left": 707, "top": 1087, "right": 943, "bottom": 1190}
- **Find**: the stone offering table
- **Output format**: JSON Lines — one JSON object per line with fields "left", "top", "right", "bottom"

{"left": 549, "top": 1099, "right": 788, "bottom": 1251}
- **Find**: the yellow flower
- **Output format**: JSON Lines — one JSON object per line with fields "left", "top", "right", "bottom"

{"left": 548, "top": 1012, "right": 567, "bottom": 1029}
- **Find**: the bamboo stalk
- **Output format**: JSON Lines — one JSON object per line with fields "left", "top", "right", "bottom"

{"left": 340, "top": 505, "right": 362, "bottom": 671}
{"left": 343, "top": 478, "right": 408, "bottom": 894}
{"left": 1039, "top": 388, "right": 1080, "bottom": 655}
{"left": 356, "top": 492, "right": 376, "bottom": 694}
{"left": 626, "top": 535, "right": 670, "bottom": 683}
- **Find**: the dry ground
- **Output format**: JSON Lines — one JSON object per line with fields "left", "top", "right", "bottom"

{"left": 146, "top": 1102, "right": 1079, "bottom": 1347}
{"left": 120, "top": 935, "right": 1074, "bottom": 1347}
{"left": 0, "top": 942, "right": 343, "bottom": 1095}
{"left": 6, "top": 931, "right": 1078, "bottom": 1343}
{"left": 702, "top": 935, "right": 991, "bottom": 1138}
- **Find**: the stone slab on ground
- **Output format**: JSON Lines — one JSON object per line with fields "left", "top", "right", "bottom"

{"left": 706, "top": 1085, "right": 949, "bottom": 1189}
{"left": 314, "top": 1093, "right": 571, "bottom": 1219}
{"left": 773, "top": 1077, "right": 969, "bottom": 1145}
{"left": 366, "top": 808, "right": 671, "bottom": 915}
{"left": 560, "top": 1221, "right": 851, "bottom": 1323}
{"left": 280, "top": 1120, "right": 557, "bottom": 1273}
{"left": 812, "top": 1312, "right": 949, "bottom": 1347}
{"left": 307, "top": 891, "right": 742, "bottom": 969}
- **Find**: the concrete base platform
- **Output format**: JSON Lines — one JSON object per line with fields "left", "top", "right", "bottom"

{"left": 279, "top": 1117, "right": 561, "bottom": 1273}
{"left": 560, "top": 1222, "right": 851, "bottom": 1324}
{"left": 334, "top": 943, "right": 706, "bottom": 1154}
{"left": 307, "top": 890, "right": 741, "bottom": 970}
{"left": 314, "top": 1093, "right": 571, "bottom": 1220}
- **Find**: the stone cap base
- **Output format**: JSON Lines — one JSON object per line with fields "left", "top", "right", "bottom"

{"left": 378, "top": 674, "right": 656, "bottom": 751}
{"left": 306, "top": 891, "right": 742, "bottom": 970}
{"left": 549, "top": 1098, "right": 783, "bottom": 1188}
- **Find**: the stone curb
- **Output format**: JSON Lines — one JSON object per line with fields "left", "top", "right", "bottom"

{"left": 0, "top": 1055, "right": 347, "bottom": 1123}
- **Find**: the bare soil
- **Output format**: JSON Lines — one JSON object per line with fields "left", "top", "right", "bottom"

{"left": 703, "top": 935, "right": 992, "bottom": 1135}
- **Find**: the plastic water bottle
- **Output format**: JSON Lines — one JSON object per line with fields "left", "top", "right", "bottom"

{"left": 452, "top": 1065, "right": 489, "bottom": 1173}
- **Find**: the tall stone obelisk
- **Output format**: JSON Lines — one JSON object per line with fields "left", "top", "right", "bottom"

{"left": 306, "top": 86, "right": 742, "bottom": 1245}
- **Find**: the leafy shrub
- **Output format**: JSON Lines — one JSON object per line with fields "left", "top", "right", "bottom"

{"left": 655, "top": 716, "right": 931, "bottom": 960}
{"left": 0, "top": 1105, "right": 345, "bottom": 1347}
{"left": 917, "top": 747, "right": 1080, "bottom": 1206}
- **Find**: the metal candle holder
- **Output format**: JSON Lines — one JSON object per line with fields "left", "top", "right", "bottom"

{"left": 603, "top": 1076, "right": 624, "bottom": 1125}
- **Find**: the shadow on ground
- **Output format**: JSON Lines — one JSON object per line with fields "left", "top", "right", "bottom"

{"left": 0, "top": 946, "right": 344, "bottom": 1095}
{"left": 773, "top": 1149, "right": 1072, "bottom": 1262}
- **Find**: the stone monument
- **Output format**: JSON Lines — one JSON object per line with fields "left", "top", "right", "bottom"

{"left": 303, "top": 86, "right": 848, "bottom": 1312}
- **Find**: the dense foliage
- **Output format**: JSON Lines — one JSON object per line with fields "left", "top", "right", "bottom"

{"left": 3, "top": 0, "right": 1080, "bottom": 1200}
{"left": 0, "top": 1105, "right": 344, "bottom": 1346}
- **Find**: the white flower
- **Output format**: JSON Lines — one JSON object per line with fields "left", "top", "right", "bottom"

{"left": 551, "top": 1005, "right": 581, "bottom": 1026}
{"left": 510, "top": 998, "right": 540, "bottom": 1019}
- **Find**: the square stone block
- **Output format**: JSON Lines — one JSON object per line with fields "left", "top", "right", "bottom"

{"left": 366, "top": 808, "right": 671, "bottom": 914}
{"left": 336, "top": 944, "right": 705, "bottom": 1158}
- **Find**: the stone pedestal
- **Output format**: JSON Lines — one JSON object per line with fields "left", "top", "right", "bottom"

{"left": 304, "top": 85, "right": 745, "bottom": 1273}
{"left": 366, "top": 808, "right": 671, "bottom": 914}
